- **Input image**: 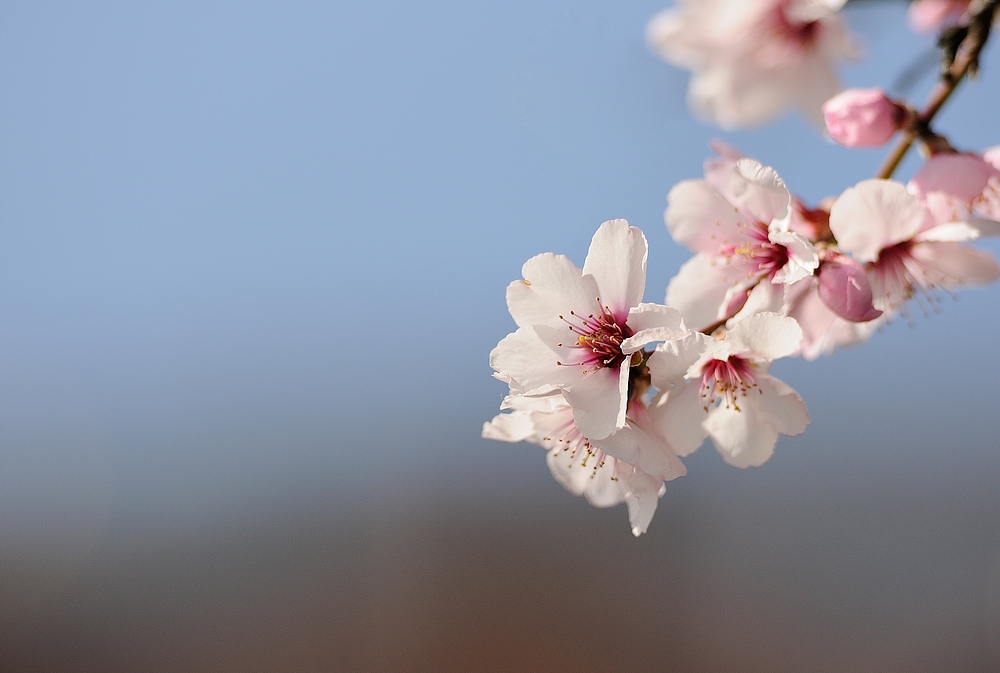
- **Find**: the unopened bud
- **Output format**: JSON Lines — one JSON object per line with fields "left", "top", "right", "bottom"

{"left": 823, "top": 88, "right": 905, "bottom": 148}
{"left": 817, "top": 254, "right": 883, "bottom": 322}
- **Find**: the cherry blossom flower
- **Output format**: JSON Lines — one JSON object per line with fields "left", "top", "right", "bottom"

{"left": 646, "top": 0, "right": 857, "bottom": 128}
{"left": 664, "top": 158, "right": 819, "bottom": 330}
{"left": 646, "top": 313, "right": 809, "bottom": 468}
{"left": 823, "top": 88, "right": 905, "bottom": 148}
{"left": 482, "top": 391, "right": 684, "bottom": 536}
{"left": 908, "top": 0, "right": 970, "bottom": 33}
{"left": 489, "top": 220, "right": 688, "bottom": 446}
{"left": 907, "top": 149, "right": 1000, "bottom": 232}
{"left": 830, "top": 179, "right": 1000, "bottom": 313}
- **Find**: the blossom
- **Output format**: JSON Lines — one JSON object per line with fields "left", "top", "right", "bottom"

{"left": 489, "top": 220, "right": 687, "bottom": 451}
{"left": 482, "top": 391, "right": 685, "bottom": 536}
{"left": 823, "top": 88, "right": 904, "bottom": 148}
{"left": 646, "top": 313, "right": 809, "bottom": 468}
{"left": 646, "top": 0, "right": 857, "bottom": 128}
{"left": 908, "top": 0, "right": 970, "bottom": 33}
{"left": 829, "top": 179, "right": 1000, "bottom": 313}
{"left": 907, "top": 149, "right": 1000, "bottom": 232}
{"left": 664, "top": 158, "right": 819, "bottom": 330}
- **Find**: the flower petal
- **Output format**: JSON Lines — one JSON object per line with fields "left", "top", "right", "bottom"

{"left": 563, "top": 363, "right": 628, "bottom": 440}
{"left": 546, "top": 448, "right": 624, "bottom": 508}
{"left": 829, "top": 179, "right": 926, "bottom": 263}
{"left": 489, "top": 327, "right": 582, "bottom": 393}
{"left": 647, "top": 331, "right": 715, "bottom": 389}
{"left": 621, "top": 303, "right": 687, "bottom": 354}
{"left": 726, "top": 312, "right": 803, "bottom": 361}
{"left": 621, "top": 465, "right": 666, "bottom": 537}
{"left": 666, "top": 254, "right": 740, "bottom": 331}
{"left": 705, "top": 403, "right": 780, "bottom": 468}
{"left": 506, "top": 253, "right": 601, "bottom": 329}
{"left": 728, "top": 159, "right": 791, "bottom": 225}
{"left": 665, "top": 180, "right": 744, "bottom": 254}
{"left": 910, "top": 240, "right": 1000, "bottom": 289}
{"left": 648, "top": 383, "right": 709, "bottom": 457}
{"left": 756, "top": 375, "right": 810, "bottom": 437}
{"left": 582, "top": 219, "right": 647, "bottom": 322}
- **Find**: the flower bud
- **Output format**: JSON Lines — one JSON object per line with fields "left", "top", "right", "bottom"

{"left": 817, "top": 254, "right": 883, "bottom": 322}
{"left": 823, "top": 88, "right": 903, "bottom": 148}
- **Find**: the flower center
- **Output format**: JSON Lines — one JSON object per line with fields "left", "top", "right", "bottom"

{"left": 557, "top": 300, "right": 633, "bottom": 371}
{"left": 721, "top": 223, "right": 790, "bottom": 281}
{"left": 700, "top": 356, "right": 759, "bottom": 412}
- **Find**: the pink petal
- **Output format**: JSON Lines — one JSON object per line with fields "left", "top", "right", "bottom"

{"left": 829, "top": 179, "right": 926, "bottom": 263}
{"left": 817, "top": 256, "right": 883, "bottom": 322}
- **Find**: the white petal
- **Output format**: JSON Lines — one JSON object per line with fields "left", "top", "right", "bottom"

{"left": 756, "top": 375, "right": 809, "bottom": 437}
{"left": 621, "top": 465, "right": 666, "bottom": 537}
{"left": 665, "top": 180, "right": 744, "bottom": 254}
{"left": 648, "top": 383, "right": 709, "bottom": 458}
{"left": 582, "top": 219, "right": 647, "bottom": 321}
{"left": 726, "top": 312, "right": 803, "bottom": 362}
{"left": 666, "top": 254, "right": 740, "bottom": 331}
{"left": 769, "top": 230, "right": 819, "bottom": 284}
{"left": 829, "top": 180, "right": 926, "bottom": 263}
{"left": 506, "top": 253, "right": 601, "bottom": 328}
{"left": 489, "top": 327, "right": 581, "bottom": 394}
{"left": 647, "top": 332, "right": 715, "bottom": 389}
{"left": 728, "top": 159, "right": 791, "bottom": 225}
{"left": 564, "top": 364, "right": 628, "bottom": 440}
{"left": 592, "top": 409, "right": 686, "bottom": 481}
{"left": 621, "top": 303, "right": 687, "bottom": 354}
{"left": 705, "top": 403, "right": 780, "bottom": 468}
{"left": 916, "top": 221, "right": 982, "bottom": 243}
{"left": 728, "top": 281, "right": 785, "bottom": 325}
{"left": 482, "top": 411, "right": 537, "bottom": 443}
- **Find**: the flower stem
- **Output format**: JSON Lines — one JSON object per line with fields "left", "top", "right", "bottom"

{"left": 876, "top": 0, "right": 1000, "bottom": 180}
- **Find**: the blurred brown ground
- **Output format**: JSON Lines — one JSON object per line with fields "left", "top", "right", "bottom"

{"left": 0, "top": 478, "right": 998, "bottom": 673}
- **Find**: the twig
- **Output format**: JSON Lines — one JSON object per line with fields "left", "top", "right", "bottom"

{"left": 876, "top": 0, "right": 1000, "bottom": 179}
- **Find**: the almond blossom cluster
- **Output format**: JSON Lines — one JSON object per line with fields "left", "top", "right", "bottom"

{"left": 486, "top": 0, "right": 1000, "bottom": 534}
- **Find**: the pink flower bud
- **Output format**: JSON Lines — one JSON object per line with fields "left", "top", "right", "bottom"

{"left": 818, "top": 255, "right": 883, "bottom": 322}
{"left": 823, "top": 88, "right": 903, "bottom": 148}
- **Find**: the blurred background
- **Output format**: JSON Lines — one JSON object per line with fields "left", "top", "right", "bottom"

{"left": 1, "top": 0, "right": 999, "bottom": 670}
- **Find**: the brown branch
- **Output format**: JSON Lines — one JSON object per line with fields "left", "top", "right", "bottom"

{"left": 875, "top": 0, "right": 1000, "bottom": 180}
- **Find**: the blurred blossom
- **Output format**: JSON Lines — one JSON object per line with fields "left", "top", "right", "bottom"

{"left": 908, "top": 0, "right": 971, "bottom": 33}
{"left": 907, "top": 148, "right": 1000, "bottom": 231}
{"left": 646, "top": 0, "right": 857, "bottom": 128}
{"left": 829, "top": 179, "right": 1000, "bottom": 313}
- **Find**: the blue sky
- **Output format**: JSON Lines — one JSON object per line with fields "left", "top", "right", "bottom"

{"left": 0, "top": 0, "right": 998, "bottom": 542}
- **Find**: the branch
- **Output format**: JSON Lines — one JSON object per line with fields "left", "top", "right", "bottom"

{"left": 876, "top": 0, "right": 1000, "bottom": 179}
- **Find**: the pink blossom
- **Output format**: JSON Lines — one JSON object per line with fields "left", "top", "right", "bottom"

{"left": 664, "top": 158, "right": 819, "bottom": 330}
{"left": 646, "top": 313, "right": 809, "bottom": 468}
{"left": 908, "top": 0, "right": 970, "bottom": 33}
{"left": 830, "top": 179, "right": 1000, "bottom": 313}
{"left": 646, "top": 0, "right": 857, "bottom": 128}
{"left": 907, "top": 151, "right": 1000, "bottom": 232}
{"left": 483, "top": 391, "right": 684, "bottom": 536}
{"left": 489, "top": 220, "right": 687, "bottom": 444}
{"left": 823, "top": 88, "right": 904, "bottom": 148}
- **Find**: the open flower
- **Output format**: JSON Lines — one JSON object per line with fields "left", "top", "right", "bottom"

{"left": 646, "top": 313, "right": 809, "bottom": 468}
{"left": 664, "top": 158, "right": 819, "bottom": 330}
{"left": 489, "top": 220, "right": 688, "bottom": 444}
{"left": 830, "top": 179, "right": 1000, "bottom": 313}
{"left": 483, "top": 391, "right": 684, "bottom": 536}
{"left": 646, "top": 0, "right": 857, "bottom": 128}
